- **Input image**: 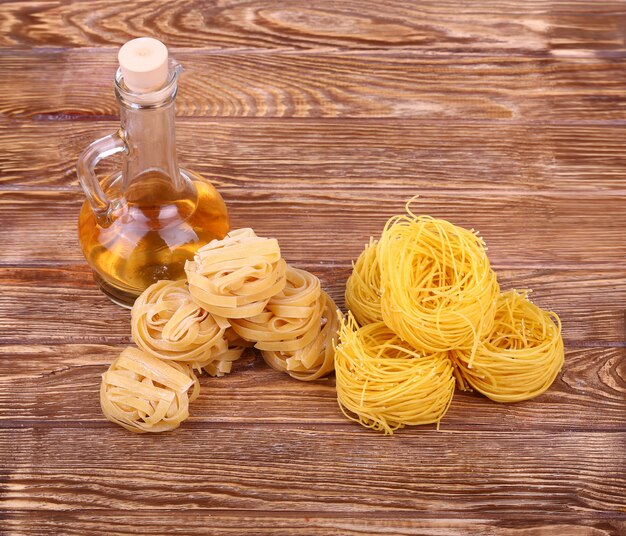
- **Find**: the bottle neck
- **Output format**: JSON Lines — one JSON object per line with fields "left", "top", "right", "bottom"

{"left": 119, "top": 100, "right": 181, "bottom": 190}
{"left": 114, "top": 62, "right": 188, "bottom": 203}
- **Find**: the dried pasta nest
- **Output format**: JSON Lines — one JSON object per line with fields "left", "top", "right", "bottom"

{"left": 262, "top": 290, "right": 340, "bottom": 381}
{"left": 230, "top": 265, "right": 322, "bottom": 352}
{"left": 334, "top": 314, "right": 455, "bottom": 435}
{"left": 100, "top": 347, "right": 200, "bottom": 434}
{"left": 340, "top": 197, "right": 565, "bottom": 434}
{"left": 185, "top": 228, "right": 287, "bottom": 319}
{"left": 378, "top": 214, "right": 499, "bottom": 356}
{"left": 452, "top": 290, "right": 565, "bottom": 403}
{"left": 100, "top": 228, "right": 342, "bottom": 434}
{"left": 345, "top": 238, "right": 382, "bottom": 326}
{"left": 131, "top": 279, "right": 230, "bottom": 368}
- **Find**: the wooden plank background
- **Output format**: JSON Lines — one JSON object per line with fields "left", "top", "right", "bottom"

{"left": 0, "top": 1, "right": 625, "bottom": 534}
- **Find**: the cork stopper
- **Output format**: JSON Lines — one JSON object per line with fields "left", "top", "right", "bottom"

{"left": 118, "top": 37, "right": 169, "bottom": 93}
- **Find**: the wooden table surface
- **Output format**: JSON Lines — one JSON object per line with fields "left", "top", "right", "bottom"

{"left": 1, "top": 1, "right": 626, "bottom": 534}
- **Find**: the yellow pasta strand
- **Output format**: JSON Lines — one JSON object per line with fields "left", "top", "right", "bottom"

{"left": 185, "top": 228, "right": 287, "bottom": 319}
{"left": 378, "top": 212, "right": 499, "bottom": 358}
{"left": 345, "top": 238, "right": 382, "bottom": 326}
{"left": 452, "top": 290, "right": 564, "bottom": 402}
{"left": 334, "top": 313, "right": 456, "bottom": 435}
{"left": 100, "top": 347, "right": 200, "bottom": 434}
{"left": 131, "top": 279, "right": 231, "bottom": 369}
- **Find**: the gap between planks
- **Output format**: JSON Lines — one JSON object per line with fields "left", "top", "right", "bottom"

{"left": 0, "top": 507, "right": 624, "bottom": 520}
{"left": 4, "top": 46, "right": 626, "bottom": 58}
{"left": 8, "top": 115, "right": 626, "bottom": 125}
{"left": 0, "top": 420, "right": 625, "bottom": 434}
{"left": 2, "top": 185, "right": 626, "bottom": 196}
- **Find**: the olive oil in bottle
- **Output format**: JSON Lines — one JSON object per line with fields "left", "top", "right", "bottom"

{"left": 77, "top": 38, "right": 229, "bottom": 307}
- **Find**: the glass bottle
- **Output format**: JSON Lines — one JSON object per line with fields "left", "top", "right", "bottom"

{"left": 77, "top": 39, "right": 229, "bottom": 308}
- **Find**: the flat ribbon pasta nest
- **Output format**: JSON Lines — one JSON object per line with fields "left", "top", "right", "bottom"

{"left": 100, "top": 347, "right": 200, "bottom": 433}
{"left": 230, "top": 265, "right": 322, "bottom": 352}
{"left": 131, "top": 279, "right": 230, "bottom": 368}
{"left": 101, "top": 228, "right": 342, "bottom": 433}
{"left": 185, "top": 228, "right": 287, "bottom": 319}
{"left": 261, "top": 289, "right": 340, "bottom": 381}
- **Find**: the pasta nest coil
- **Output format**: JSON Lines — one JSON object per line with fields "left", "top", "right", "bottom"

{"left": 230, "top": 265, "right": 322, "bottom": 352}
{"left": 378, "top": 213, "right": 500, "bottom": 358}
{"left": 345, "top": 238, "right": 382, "bottom": 326}
{"left": 100, "top": 347, "right": 200, "bottom": 434}
{"left": 452, "top": 290, "right": 565, "bottom": 403}
{"left": 334, "top": 314, "right": 456, "bottom": 435}
{"left": 131, "top": 279, "right": 230, "bottom": 368}
{"left": 262, "top": 289, "right": 340, "bottom": 381}
{"left": 185, "top": 228, "right": 287, "bottom": 319}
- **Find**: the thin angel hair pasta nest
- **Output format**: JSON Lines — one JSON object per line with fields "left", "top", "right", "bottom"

{"left": 345, "top": 237, "right": 382, "bottom": 326}
{"left": 452, "top": 289, "right": 564, "bottom": 403}
{"left": 378, "top": 211, "right": 500, "bottom": 360}
{"left": 334, "top": 313, "right": 456, "bottom": 435}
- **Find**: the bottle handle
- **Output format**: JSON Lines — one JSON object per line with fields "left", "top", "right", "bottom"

{"left": 76, "top": 129, "right": 128, "bottom": 226}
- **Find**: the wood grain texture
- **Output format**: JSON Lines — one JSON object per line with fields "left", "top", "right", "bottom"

{"left": 1, "top": 189, "right": 625, "bottom": 269}
{"left": 3, "top": 119, "right": 626, "bottom": 191}
{"left": 1, "top": 0, "right": 626, "bottom": 54}
{"left": 1, "top": 426, "right": 624, "bottom": 515}
{"left": 1, "top": 265, "right": 625, "bottom": 345}
{"left": 2, "top": 51, "right": 626, "bottom": 120}
{"left": 0, "top": 343, "right": 623, "bottom": 431}
{"left": 1, "top": 1, "right": 626, "bottom": 534}
{"left": 4, "top": 511, "right": 623, "bottom": 536}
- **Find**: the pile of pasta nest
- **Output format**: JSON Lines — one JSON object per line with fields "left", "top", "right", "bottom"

{"left": 339, "top": 200, "right": 565, "bottom": 434}
{"left": 101, "top": 228, "right": 339, "bottom": 433}
{"left": 100, "top": 201, "right": 564, "bottom": 435}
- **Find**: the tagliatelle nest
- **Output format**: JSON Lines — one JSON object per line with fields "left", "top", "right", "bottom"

{"left": 100, "top": 228, "right": 343, "bottom": 434}
{"left": 230, "top": 265, "right": 322, "bottom": 352}
{"left": 100, "top": 347, "right": 200, "bottom": 434}
{"left": 262, "top": 290, "right": 340, "bottom": 381}
{"left": 131, "top": 279, "right": 230, "bottom": 369}
{"left": 185, "top": 228, "right": 287, "bottom": 319}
